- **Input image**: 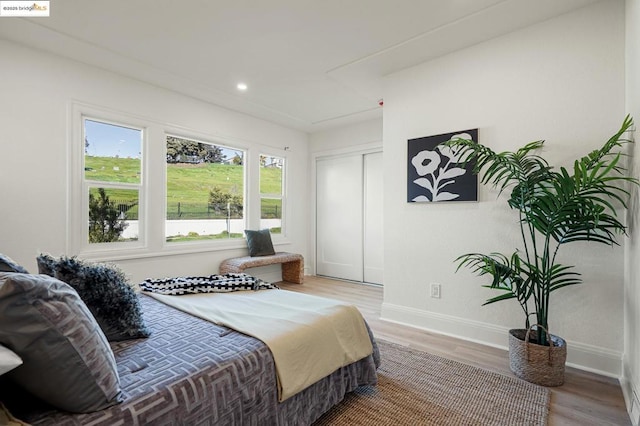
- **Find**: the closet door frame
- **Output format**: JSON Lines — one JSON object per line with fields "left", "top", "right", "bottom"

{"left": 310, "top": 142, "right": 382, "bottom": 279}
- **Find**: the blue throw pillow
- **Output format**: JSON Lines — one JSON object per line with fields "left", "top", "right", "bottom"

{"left": 245, "top": 229, "right": 276, "bottom": 257}
{"left": 36, "top": 254, "right": 150, "bottom": 342}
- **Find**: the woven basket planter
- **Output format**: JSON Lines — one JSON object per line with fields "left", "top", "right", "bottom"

{"left": 508, "top": 326, "right": 567, "bottom": 387}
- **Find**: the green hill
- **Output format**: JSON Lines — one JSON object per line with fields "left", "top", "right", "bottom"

{"left": 85, "top": 156, "right": 282, "bottom": 219}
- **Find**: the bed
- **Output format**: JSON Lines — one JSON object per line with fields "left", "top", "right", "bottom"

{"left": 0, "top": 293, "right": 380, "bottom": 425}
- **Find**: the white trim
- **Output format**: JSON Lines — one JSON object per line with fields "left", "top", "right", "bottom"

{"left": 381, "top": 302, "right": 623, "bottom": 377}
{"left": 622, "top": 363, "right": 640, "bottom": 425}
{"left": 78, "top": 238, "right": 293, "bottom": 262}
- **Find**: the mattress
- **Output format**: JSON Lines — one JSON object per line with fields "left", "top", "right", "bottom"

{"left": 1, "top": 294, "right": 379, "bottom": 425}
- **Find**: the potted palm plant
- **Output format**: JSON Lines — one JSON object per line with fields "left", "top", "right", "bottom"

{"left": 444, "top": 116, "right": 638, "bottom": 386}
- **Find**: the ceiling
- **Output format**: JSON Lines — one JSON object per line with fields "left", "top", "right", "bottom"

{"left": 0, "top": 0, "right": 598, "bottom": 133}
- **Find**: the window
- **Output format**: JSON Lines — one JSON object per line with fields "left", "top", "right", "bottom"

{"left": 260, "top": 154, "right": 284, "bottom": 234}
{"left": 83, "top": 118, "right": 142, "bottom": 245}
{"left": 165, "top": 135, "right": 245, "bottom": 242}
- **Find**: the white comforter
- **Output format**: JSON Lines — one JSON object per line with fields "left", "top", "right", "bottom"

{"left": 145, "top": 289, "right": 373, "bottom": 401}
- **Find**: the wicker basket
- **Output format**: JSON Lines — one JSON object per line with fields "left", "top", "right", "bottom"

{"left": 508, "top": 326, "right": 567, "bottom": 387}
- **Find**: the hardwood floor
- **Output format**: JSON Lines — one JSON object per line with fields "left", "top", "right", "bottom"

{"left": 279, "top": 276, "right": 631, "bottom": 426}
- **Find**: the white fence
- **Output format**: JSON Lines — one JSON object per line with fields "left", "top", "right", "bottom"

{"left": 122, "top": 219, "right": 280, "bottom": 239}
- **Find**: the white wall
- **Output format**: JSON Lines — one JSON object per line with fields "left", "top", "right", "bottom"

{"left": 624, "top": 0, "right": 640, "bottom": 422}
{"left": 382, "top": 0, "right": 626, "bottom": 375}
{"left": 0, "top": 41, "right": 309, "bottom": 283}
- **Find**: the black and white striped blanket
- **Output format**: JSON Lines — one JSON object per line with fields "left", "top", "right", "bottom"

{"left": 140, "top": 273, "right": 279, "bottom": 295}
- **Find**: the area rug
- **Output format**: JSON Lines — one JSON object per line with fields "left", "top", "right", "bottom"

{"left": 314, "top": 340, "right": 550, "bottom": 426}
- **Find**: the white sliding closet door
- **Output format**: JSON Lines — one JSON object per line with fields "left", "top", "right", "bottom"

{"left": 316, "top": 155, "right": 364, "bottom": 282}
{"left": 316, "top": 151, "right": 383, "bottom": 285}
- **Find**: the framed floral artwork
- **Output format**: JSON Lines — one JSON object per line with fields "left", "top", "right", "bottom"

{"left": 407, "top": 129, "right": 478, "bottom": 202}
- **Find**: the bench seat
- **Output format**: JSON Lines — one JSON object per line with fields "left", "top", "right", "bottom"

{"left": 219, "top": 252, "right": 304, "bottom": 284}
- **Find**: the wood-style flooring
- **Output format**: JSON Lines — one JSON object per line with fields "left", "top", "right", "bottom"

{"left": 278, "top": 276, "right": 631, "bottom": 426}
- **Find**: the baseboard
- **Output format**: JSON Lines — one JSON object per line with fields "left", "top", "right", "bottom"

{"left": 381, "top": 303, "right": 622, "bottom": 378}
{"left": 622, "top": 364, "right": 640, "bottom": 425}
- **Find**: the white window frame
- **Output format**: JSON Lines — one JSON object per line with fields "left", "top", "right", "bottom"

{"left": 163, "top": 131, "right": 248, "bottom": 247}
{"left": 259, "top": 153, "right": 286, "bottom": 237}
{"left": 69, "top": 104, "right": 148, "bottom": 258}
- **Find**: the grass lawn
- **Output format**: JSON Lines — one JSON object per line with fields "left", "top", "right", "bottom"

{"left": 167, "top": 163, "right": 243, "bottom": 203}
{"left": 85, "top": 156, "right": 141, "bottom": 183}
{"left": 85, "top": 156, "right": 283, "bottom": 219}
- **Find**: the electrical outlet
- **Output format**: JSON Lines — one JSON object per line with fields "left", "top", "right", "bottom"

{"left": 430, "top": 283, "right": 441, "bottom": 299}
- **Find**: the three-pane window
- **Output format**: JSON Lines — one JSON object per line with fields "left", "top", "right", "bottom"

{"left": 77, "top": 109, "right": 283, "bottom": 256}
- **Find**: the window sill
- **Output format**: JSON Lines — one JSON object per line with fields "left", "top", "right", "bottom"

{"left": 79, "top": 237, "right": 292, "bottom": 262}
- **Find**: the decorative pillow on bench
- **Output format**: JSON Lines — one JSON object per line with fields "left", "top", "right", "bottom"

{"left": 37, "top": 254, "right": 150, "bottom": 342}
{"left": 245, "top": 229, "right": 276, "bottom": 257}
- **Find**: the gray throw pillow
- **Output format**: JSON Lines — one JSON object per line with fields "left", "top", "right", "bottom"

{"left": 0, "top": 254, "right": 28, "bottom": 274}
{"left": 245, "top": 229, "right": 276, "bottom": 257}
{"left": 0, "top": 272, "right": 122, "bottom": 413}
{"left": 36, "top": 254, "right": 150, "bottom": 342}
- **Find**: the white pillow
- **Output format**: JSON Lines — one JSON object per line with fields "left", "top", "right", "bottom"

{"left": 0, "top": 344, "right": 22, "bottom": 375}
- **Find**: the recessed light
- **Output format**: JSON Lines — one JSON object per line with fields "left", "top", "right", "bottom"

{"left": 237, "top": 82, "right": 248, "bottom": 91}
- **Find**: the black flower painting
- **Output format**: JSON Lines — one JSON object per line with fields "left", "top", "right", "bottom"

{"left": 407, "top": 129, "right": 478, "bottom": 202}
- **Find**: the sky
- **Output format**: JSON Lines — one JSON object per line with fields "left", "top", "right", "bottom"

{"left": 85, "top": 119, "right": 142, "bottom": 159}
